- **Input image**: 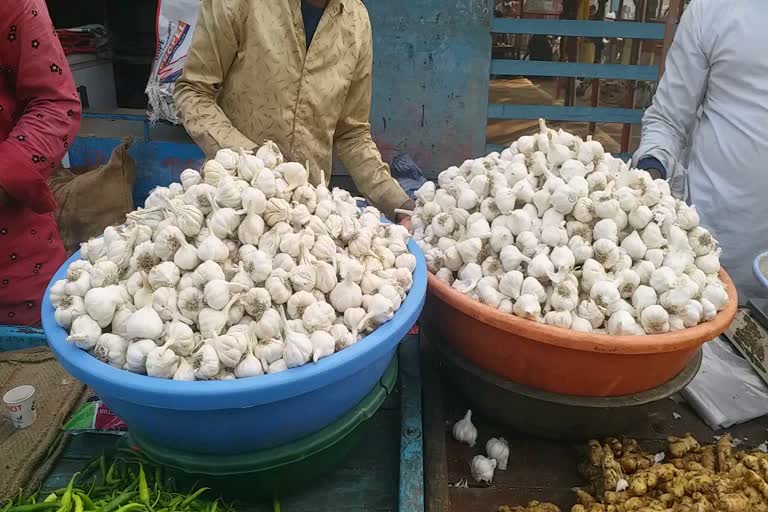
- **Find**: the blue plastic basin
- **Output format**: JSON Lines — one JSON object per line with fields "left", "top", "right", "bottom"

{"left": 42, "top": 241, "right": 426, "bottom": 454}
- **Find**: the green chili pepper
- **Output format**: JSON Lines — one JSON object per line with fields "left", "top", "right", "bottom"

{"left": 2, "top": 503, "right": 14, "bottom": 512}
{"left": 272, "top": 497, "right": 280, "bottom": 512}
{"left": 105, "top": 463, "right": 120, "bottom": 487}
{"left": 74, "top": 494, "right": 93, "bottom": 512}
{"left": 57, "top": 473, "right": 80, "bottom": 512}
{"left": 7, "top": 503, "right": 61, "bottom": 512}
{"left": 73, "top": 496, "right": 83, "bottom": 512}
{"left": 113, "top": 505, "right": 144, "bottom": 512}
{"left": 179, "top": 489, "right": 208, "bottom": 510}
{"left": 42, "top": 495, "right": 57, "bottom": 505}
{"left": 80, "top": 456, "right": 101, "bottom": 482}
{"left": 138, "top": 466, "right": 150, "bottom": 508}
{"left": 167, "top": 497, "right": 181, "bottom": 512}
{"left": 99, "top": 493, "right": 134, "bottom": 512}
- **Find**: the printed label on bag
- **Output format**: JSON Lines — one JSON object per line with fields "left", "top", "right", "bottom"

{"left": 63, "top": 397, "right": 127, "bottom": 434}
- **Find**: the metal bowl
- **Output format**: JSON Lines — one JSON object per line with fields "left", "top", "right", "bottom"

{"left": 433, "top": 334, "right": 702, "bottom": 440}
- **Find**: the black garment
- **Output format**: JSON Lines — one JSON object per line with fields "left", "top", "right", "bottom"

{"left": 528, "top": 35, "right": 552, "bottom": 62}
{"left": 301, "top": 0, "right": 324, "bottom": 49}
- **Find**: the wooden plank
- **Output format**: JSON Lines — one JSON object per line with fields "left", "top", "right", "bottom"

{"left": 487, "top": 104, "right": 644, "bottom": 124}
{"left": 492, "top": 19, "right": 666, "bottom": 40}
{"left": 399, "top": 338, "right": 425, "bottom": 512}
{"left": 430, "top": 373, "right": 768, "bottom": 512}
{"left": 421, "top": 334, "right": 449, "bottom": 512}
{"left": 490, "top": 60, "right": 659, "bottom": 81}
{"left": 450, "top": 487, "right": 575, "bottom": 512}
{"left": 59, "top": 434, "right": 125, "bottom": 460}
{"left": 44, "top": 412, "right": 400, "bottom": 511}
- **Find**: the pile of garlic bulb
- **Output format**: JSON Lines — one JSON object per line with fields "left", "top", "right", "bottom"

{"left": 49, "top": 142, "right": 416, "bottom": 380}
{"left": 412, "top": 119, "right": 729, "bottom": 336}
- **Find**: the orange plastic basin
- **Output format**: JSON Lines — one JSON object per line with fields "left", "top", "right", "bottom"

{"left": 423, "top": 270, "right": 738, "bottom": 397}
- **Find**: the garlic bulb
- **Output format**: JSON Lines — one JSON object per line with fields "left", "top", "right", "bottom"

{"left": 640, "top": 305, "right": 670, "bottom": 334}
{"left": 125, "top": 304, "right": 164, "bottom": 341}
{"left": 165, "top": 320, "right": 197, "bottom": 356}
{"left": 310, "top": 331, "right": 335, "bottom": 362}
{"left": 192, "top": 343, "right": 221, "bottom": 380}
{"left": 146, "top": 344, "right": 180, "bottom": 378}
{"left": 280, "top": 307, "right": 313, "bottom": 368}
{"left": 303, "top": 301, "right": 336, "bottom": 332}
{"left": 173, "top": 357, "right": 196, "bottom": 381}
{"left": 125, "top": 339, "right": 159, "bottom": 374}
{"left": 83, "top": 286, "right": 125, "bottom": 328}
{"left": 235, "top": 347, "right": 264, "bottom": 378}
{"left": 470, "top": 455, "right": 497, "bottom": 484}
{"left": 486, "top": 437, "right": 510, "bottom": 470}
{"left": 452, "top": 410, "right": 478, "bottom": 447}
{"left": 607, "top": 310, "right": 637, "bottom": 336}
{"left": 67, "top": 314, "right": 102, "bottom": 350}
{"left": 94, "top": 334, "right": 129, "bottom": 368}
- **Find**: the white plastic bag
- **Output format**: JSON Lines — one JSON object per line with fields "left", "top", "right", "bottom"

{"left": 682, "top": 336, "right": 768, "bottom": 429}
{"left": 145, "top": 0, "right": 201, "bottom": 124}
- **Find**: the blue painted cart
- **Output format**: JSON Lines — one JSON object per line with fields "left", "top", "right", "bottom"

{"left": 1, "top": 330, "right": 424, "bottom": 512}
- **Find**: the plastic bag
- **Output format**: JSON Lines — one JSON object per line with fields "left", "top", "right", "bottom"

{"left": 389, "top": 153, "right": 427, "bottom": 200}
{"left": 681, "top": 336, "right": 768, "bottom": 429}
{"left": 62, "top": 397, "right": 127, "bottom": 434}
{"left": 145, "top": 0, "right": 201, "bottom": 123}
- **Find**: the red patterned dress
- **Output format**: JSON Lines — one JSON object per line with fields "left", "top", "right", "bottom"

{"left": 0, "top": 0, "right": 81, "bottom": 326}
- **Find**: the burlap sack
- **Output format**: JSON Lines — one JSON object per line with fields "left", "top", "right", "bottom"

{"left": 0, "top": 348, "right": 86, "bottom": 502}
{"left": 50, "top": 137, "right": 136, "bottom": 254}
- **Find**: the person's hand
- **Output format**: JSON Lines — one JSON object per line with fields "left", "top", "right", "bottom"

{"left": 395, "top": 199, "right": 415, "bottom": 232}
{"left": 646, "top": 168, "right": 664, "bottom": 180}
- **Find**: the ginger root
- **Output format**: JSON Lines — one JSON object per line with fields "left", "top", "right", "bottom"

{"left": 500, "top": 502, "right": 561, "bottom": 512}
{"left": 668, "top": 434, "right": 700, "bottom": 458}
{"left": 508, "top": 433, "right": 768, "bottom": 512}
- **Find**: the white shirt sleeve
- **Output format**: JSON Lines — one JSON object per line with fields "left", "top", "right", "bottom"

{"left": 633, "top": 0, "right": 710, "bottom": 182}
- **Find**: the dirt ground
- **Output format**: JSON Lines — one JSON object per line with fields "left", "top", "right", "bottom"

{"left": 486, "top": 77, "right": 643, "bottom": 156}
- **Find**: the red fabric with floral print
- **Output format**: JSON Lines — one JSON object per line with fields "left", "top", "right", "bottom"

{"left": 0, "top": 0, "right": 81, "bottom": 326}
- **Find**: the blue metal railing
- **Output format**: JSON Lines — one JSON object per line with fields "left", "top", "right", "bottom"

{"left": 488, "top": 16, "right": 666, "bottom": 154}
{"left": 491, "top": 60, "right": 658, "bottom": 81}
{"left": 488, "top": 104, "right": 644, "bottom": 124}
{"left": 492, "top": 18, "right": 665, "bottom": 39}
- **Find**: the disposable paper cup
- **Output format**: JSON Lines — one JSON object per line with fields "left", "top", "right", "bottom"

{"left": 3, "top": 385, "right": 37, "bottom": 428}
